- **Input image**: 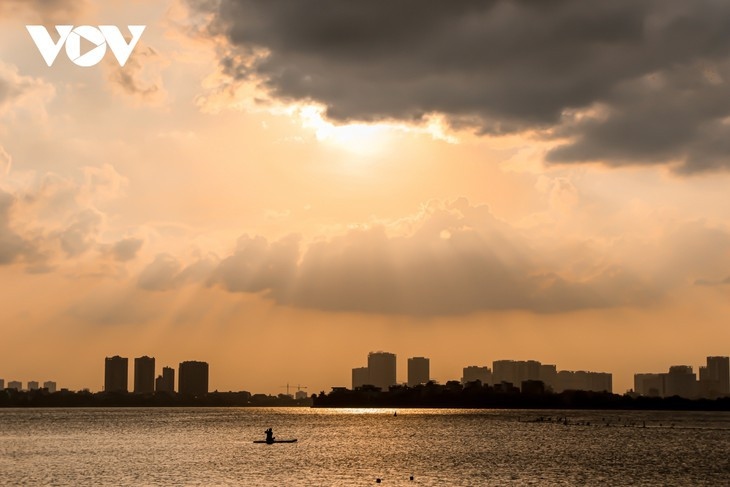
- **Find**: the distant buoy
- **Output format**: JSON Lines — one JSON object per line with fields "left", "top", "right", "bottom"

{"left": 410, "top": 475, "right": 414, "bottom": 481}
{"left": 376, "top": 479, "right": 381, "bottom": 483}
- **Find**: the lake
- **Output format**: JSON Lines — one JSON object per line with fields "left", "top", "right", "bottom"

{"left": 1, "top": 408, "right": 728, "bottom": 485}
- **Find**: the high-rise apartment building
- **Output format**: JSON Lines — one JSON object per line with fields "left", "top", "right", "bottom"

{"left": 539, "top": 364, "right": 558, "bottom": 391}
{"left": 462, "top": 366, "right": 492, "bottom": 385}
{"left": 134, "top": 356, "right": 155, "bottom": 394}
{"left": 664, "top": 366, "right": 696, "bottom": 398}
{"left": 104, "top": 355, "right": 128, "bottom": 392}
{"left": 43, "top": 381, "right": 57, "bottom": 393}
{"left": 407, "top": 357, "right": 430, "bottom": 387}
{"left": 704, "top": 356, "right": 729, "bottom": 396}
{"left": 555, "top": 370, "right": 612, "bottom": 393}
{"left": 493, "top": 360, "right": 541, "bottom": 389}
{"left": 27, "top": 381, "right": 39, "bottom": 391}
{"left": 352, "top": 367, "right": 369, "bottom": 389}
{"left": 178, "top": 361, "right": 209, "bottom": 395}
{"left": 634, "top": 373, "right": 664, "bottom": 396}
{"left": 367, "top": 352, "right": 396, "bottom": 391}
{"left": 155, "top": 366, "right": 175, "bottom": 393}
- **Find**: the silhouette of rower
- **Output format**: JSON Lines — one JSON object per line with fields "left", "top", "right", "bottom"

{"left": 264, "top": 428, "right": 275, "bottom": 443}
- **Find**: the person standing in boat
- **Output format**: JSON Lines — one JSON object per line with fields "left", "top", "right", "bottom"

{"left": 264, "top": 428, "right": 275, "bottom": 443}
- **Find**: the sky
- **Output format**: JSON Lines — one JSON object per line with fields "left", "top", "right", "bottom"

{"left": 1, "top": 0, "right": 729, "bottom": 395}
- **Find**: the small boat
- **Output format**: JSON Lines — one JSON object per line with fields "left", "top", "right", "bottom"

{"left": 253, "top": 439, "right": 298, "bottom": 444}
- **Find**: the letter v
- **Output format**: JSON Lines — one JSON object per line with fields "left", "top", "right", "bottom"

{"left": 99, "top": 25, "right": 146, "bottom": 67}
{"left": 26, "top": 25, "right": 73, "bottom": 66}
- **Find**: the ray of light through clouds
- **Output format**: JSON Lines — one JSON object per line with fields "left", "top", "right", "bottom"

{"left": 0, "top": 0, "right": 729, "bottom": 395}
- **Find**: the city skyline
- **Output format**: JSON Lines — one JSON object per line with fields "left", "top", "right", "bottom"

{"left": 2, "top": 1, "right": 730, "bottom": 397}
{"left": 351, "top": 352, "right": 613, "bottom": 394}
{"left": 3, "top": 352, "right": 728, "bottom": 399}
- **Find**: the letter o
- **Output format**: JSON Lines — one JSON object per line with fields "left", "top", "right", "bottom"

{"left": 66, "top": 25, "right": 107, "bottom": 67}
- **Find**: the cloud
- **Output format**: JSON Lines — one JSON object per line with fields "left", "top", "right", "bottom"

{"left": 695, "top": 276, "right": 730, "bottom": 287}
{"left": 190, "top": 0, "right": 730, "bottom": 172}
{"left": 107, "top": 46, "right": 168, "bottom": 105}
{"left": 0, "top": 145, "right": 11, "bottom": 178}
{"left": 0, "top": 190, "right": 30, "bottom": 265}
{"left": 0, "top": 146, "right": 133, "bottom": 273}
{"left": 201, "top": 199, "right": 653, "bottom": 315}
{"left": 212, "top": 234, "right": 299, "bottom": 294}
{"left": 81, "top": 164, "right": 129, "bottom": 203}
{"left": 107, "top": 237, "right": 144, "bottom": 262}
{"left": 57, "top": 209, "right": 103, "bottom": 257}
{"left": 138, "top": 252, "right": 218, "bottom": 291}
{"left": 546, "top": 61, "right": 730, "bottom": 172}
{"left": 0, "top": 62, "right": 54, "bottom": 118}
{"left": 0, "top": 0, "right": 86, "bottom": 23}
{"left": 138, "top": 253, "right": 182, "bottom": 291}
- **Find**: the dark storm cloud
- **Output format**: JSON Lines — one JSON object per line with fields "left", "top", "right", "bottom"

{"left": 191, "top": 0, "right": 730, "bottom": 172}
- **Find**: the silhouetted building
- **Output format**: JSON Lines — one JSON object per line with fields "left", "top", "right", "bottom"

{"left": 634, "top": 373, "right": 664, "bottom": 397}
{"left": 493, "top": 360, "right": 518, "bottom": 385}
{"left": 407, "top": 357, "right": 430, "bottom": 387}
{"left": 179, "top": 361, "right": 209, "bottom": 395}
{"left": 43, "top": 381, "right": 57, "bottom": 393}
{"left": 155, "top": 366, "right": 175, "bottom": 393}
{"left": 295, "top": 390, "right": 308, "bottom": 400}
{"left": 521, "top": 361, "right": 542, "bottom": 385}
{"left": 134, "top": 356, "right": 155, "bottom": 394}
{"left": 539, "top": 364, "right": 558, "bottom": 391}
{"left": 0, "top": 379, "right": 4, "bottom": 390}
{"left": 493, "top": 360, "right": 542, "bottom": 391}
{"left": 27, "top": 381, "right": 39, "bottom": 391}
{"left": 665, "top": 365, "right": 697, "bottom": 398}
{"left": 8, "top": 381, "right": 21, "bottom": 391}
{"left": 556, "top": 370, "right": 575, "bottom": 392}
{"left": 698, "top": 366, "right": 714, "bottom": 398}
{"left": 104, "top": 356, "right": 128, "bottom": 392}
{"left": 556, "top": 370, "right": 612, "bottom": 393}
{"left": 462, "top": 366, "right": 492, "bottom": 385}
{"left": 698, "top": 356, "right": 729, "bottom": 398}
{"left": 368, "top": 352, "right": 396, "bottom": 391}
{"left": 352, "top": 367, "right": 369, "bottom": 389}
{"left": 636, "top": 366, "right": 698, "bottom": 399}
{"left": 708, "top": 356, "right": 730, "bottom": 395}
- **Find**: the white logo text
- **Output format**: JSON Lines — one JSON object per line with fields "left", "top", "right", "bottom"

{"left": 26, "top": 25, "right": 146, "bottom": 67}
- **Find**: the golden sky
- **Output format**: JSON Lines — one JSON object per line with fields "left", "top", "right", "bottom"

{"left": 1, "top": 0, "right": 729, "bottom": 395}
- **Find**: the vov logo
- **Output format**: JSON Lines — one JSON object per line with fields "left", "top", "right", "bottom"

{"left": 26, "top": 25, "right": 146, "bottom": 67}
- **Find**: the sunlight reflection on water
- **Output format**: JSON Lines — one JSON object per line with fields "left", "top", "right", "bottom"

{"left": 0, "top": 408, "right": 728, "bottom": 486}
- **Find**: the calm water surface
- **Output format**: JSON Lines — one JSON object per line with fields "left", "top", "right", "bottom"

{"left": 1, "top": 408, "right": 728, "bottom": 486}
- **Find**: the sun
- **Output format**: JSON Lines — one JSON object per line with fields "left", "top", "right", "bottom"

{"left": 298, "top": 105, "right": 394, "bottom": 156}
{"left": 292, "top": 105, "right": 459, "bottom": 158}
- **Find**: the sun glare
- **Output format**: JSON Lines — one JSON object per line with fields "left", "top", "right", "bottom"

{"left": 298, "top": 106, "right": 393, "bottom": 156}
